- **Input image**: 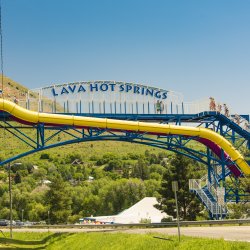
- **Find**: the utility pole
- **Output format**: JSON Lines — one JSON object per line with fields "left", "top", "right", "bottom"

{"left": 48, "top": 210, "right": 50, "bottom": 225}
{"left": 8, "top": 163, "right": 13, "bottom": 239}
{"left": 7, "top": 162, "right": 22, "bottom": 239}
{"left": 22, "top": 209, "right": 24, "bottom": 222}
{"left": 172, "top": 181, "right": 181, "bottom": 242}
{"left": 47, "top": 210, "right": 50, "bottom": 234}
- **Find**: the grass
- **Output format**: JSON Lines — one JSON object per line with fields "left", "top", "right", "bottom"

{"left": 0, "top": 232, "right": 65, "bottom": 249}
{"left": 0, "top": 232, "right": 249, "bottom": 250}
{"left": 0, "top": 120, "right": 205, "bottom": 164}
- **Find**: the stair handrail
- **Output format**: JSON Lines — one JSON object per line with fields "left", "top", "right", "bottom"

{"left": 189, "top": 179, "right": 201, "bottom": 190}
{"left": 207, "top": 182, "right": 217, "bottom": 201}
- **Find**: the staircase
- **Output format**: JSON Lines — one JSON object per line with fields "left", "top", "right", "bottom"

{"left": 202, "top": 186, "right": 216, "bottom": 202}
{"left": 189, "top": 179, "right": 227, "bottom": 219}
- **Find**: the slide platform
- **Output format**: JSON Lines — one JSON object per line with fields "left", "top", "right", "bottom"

{"left": 0, "top": 99, "right": 249, "bottom": 175}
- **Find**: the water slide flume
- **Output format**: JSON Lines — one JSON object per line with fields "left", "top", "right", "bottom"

{"left": 0, "top": 99, "right": 249, "bottom": 175}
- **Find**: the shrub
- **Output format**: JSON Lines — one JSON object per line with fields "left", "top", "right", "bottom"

{"left": 161, "top": 217, "right": 173, "bottom": 222}
{"left": 140, "top": 218, "right": 151, "bottom": 223}
{"left": 40, "top": 153, "right": 50, "bottom": 160}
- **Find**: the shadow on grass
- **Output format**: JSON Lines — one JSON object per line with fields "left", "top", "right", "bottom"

{"left": 0, "top": 233, "right": 70, "bottom": 249}
{"left": 153, "top": 236, "right": 173, "bottom": 241}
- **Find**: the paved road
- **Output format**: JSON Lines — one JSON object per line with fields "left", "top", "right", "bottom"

{"left": 123, "top": 226, "right": 250, "bottom": 242}
{"left": 1, "top": 226, "right": 250, "bottom": 242}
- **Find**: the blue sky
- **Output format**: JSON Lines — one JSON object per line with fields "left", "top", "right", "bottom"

{"left": 3, "top": 0, "right": 250, "bottom": 113}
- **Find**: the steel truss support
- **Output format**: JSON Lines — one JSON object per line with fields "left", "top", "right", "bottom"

{"left": 201, "top": 116, "right": 250, "bottom": 150}
{"left": 0, "top": 122, "right": 224, "bottom": 166}
{"left": 202, "top": 118, "right": 250, "bottom": 205}
{"left": 0, "top": 119, "right": 249, "bottom": 206}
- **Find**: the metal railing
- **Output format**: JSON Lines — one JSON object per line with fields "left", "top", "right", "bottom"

{"left": 9, "top": 96, "right": 212, "bottom": 115}
{"left": 2, "top": 219, "right": 249, "bottom": 229}
{"left": 189, "top": 179, "right": 201, "bottom": 190}
{"left": 206, "top": 182, "right": 217, "bottom": 200}
{"left": 189, "top": 179, "right": 227, "bottom": 217}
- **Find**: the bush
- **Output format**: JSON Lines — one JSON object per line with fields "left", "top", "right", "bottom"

{"left": 89, "top": 155, "right": 99, "bottom": 161}
{"left": 0, "top": 172, "right": 7, "bottom": 181}
{"left": 161, "top": 217, "right": 173, "bottom": 222}
{"left": 140, "top": 218, "right": 151, "bottom": 223}
{"left": 40, "top": 153, "right": 50, "bottom": 160}
{"left": 127, "top": 153, "right": 140, "bottom": 160}
{"left": 66, "top": 154, "right": 82, "bottom": 164}
{"left": 104, "top": 160, "right": 123, "bottom": 172}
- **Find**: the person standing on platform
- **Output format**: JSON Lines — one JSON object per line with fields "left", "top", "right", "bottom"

{"left": 244, "top": 121, "right": 249, "bottom": 131}
{"left": 156, "top": 100, "right": 161, "bottom": 114}
{"left": 209, "top": 97, "right": 216, "bottom": 111}
{"left": 234, "top": 114, "right": 241, "bottom": 125}
{"left": 223, "top": 104, "right": 229, "bottom": 117}
{"left": 159, "top": 101, "right": 164, "bottom": 114}
{"left": 217, "top": 103, "right": 222, "bottom": 113}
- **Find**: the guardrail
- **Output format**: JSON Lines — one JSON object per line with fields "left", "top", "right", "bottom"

{"left": 4, "top": 219, "right": 250, "bottom": 229}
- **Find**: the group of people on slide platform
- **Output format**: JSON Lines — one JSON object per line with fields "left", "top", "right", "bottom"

{"left": 209, "top": 97, "right": 249, "bottom": 130}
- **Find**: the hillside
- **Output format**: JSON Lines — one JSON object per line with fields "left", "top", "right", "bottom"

{"left": 0, "top": 75, "right": 29, "bottom": 100}
{"left": 0, "top": 75, "right": 218, "bottom": 224}
{"left": 0, "top": 75, "right": 193, "bottom": 162}
{"left": 0, "top": 75, "right": 62, "bottom": 112}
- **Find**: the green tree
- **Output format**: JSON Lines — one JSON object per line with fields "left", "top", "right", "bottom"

{"left": 29, "top": 203, "right": 47, "bottom": 221}
{"left": 157, "top": 154, "right": 203, "bottom": 220}
{"left": 131, "top": 158, "right": 149, "bottom": 180}
{"left": 33, "top": 168, "right": 47, "bottom": 181}
{"left": 227, "top": 176, "right": 250, "bottom": 218}
{"left": 12, "top": 189, "right": 31, "bottom": 219}
{"left": 14, "top": 171, "right": 22, "bottom": 184}
{"left": 104, "top": 159, "right": 123, "bottom": 172}
{"left": 228, "top": 203, "right": 250, "bottom": 219}
{"left": 145, "top": 179, "right": 161, "bottom": 197}
{"left": 101, "top": 178, "right": 146, "bottom": 215}
{"left": 0, "top": 207, "right": 9, "bottom": 219}
{"left": 45, "top": 175, "right": 72, "bottom": 224}
{"left": 122, "top": 162, "right": 133, "bottom": 178}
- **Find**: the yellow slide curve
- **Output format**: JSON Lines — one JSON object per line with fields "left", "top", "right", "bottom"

{"left": 0, "top": 99, "right": 249, "bottom": 175}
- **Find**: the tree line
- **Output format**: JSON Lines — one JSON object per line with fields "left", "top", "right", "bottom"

{"left": 0, "top": 149, "right": 249, "bottom": 224}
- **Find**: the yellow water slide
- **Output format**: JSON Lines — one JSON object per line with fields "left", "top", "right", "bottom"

{"left": 0, "top": 99, "right": 249, "bottom": 175}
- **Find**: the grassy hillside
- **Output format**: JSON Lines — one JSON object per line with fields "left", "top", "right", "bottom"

{"left": 0, "top": 75, "right": 177, "bottom": 163}
{"left": 0, "top": 74, "right": 62, "bottom": 112}
{"left": 0, "top": 75, "right": 29, "bottom": 100}
{"left": 0, "top": 124, "right": 171, "bottom": 163}
{"left": 0, "top": 75, "right": 207, "bottom": 165}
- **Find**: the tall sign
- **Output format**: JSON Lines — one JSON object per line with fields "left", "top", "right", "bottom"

{"left": 28, "top": 81, "right": 184, "bottom": 114}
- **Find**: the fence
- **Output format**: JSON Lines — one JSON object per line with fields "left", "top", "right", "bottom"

{"left": 4, "top": 219, "right": 250, "bottom": 229}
